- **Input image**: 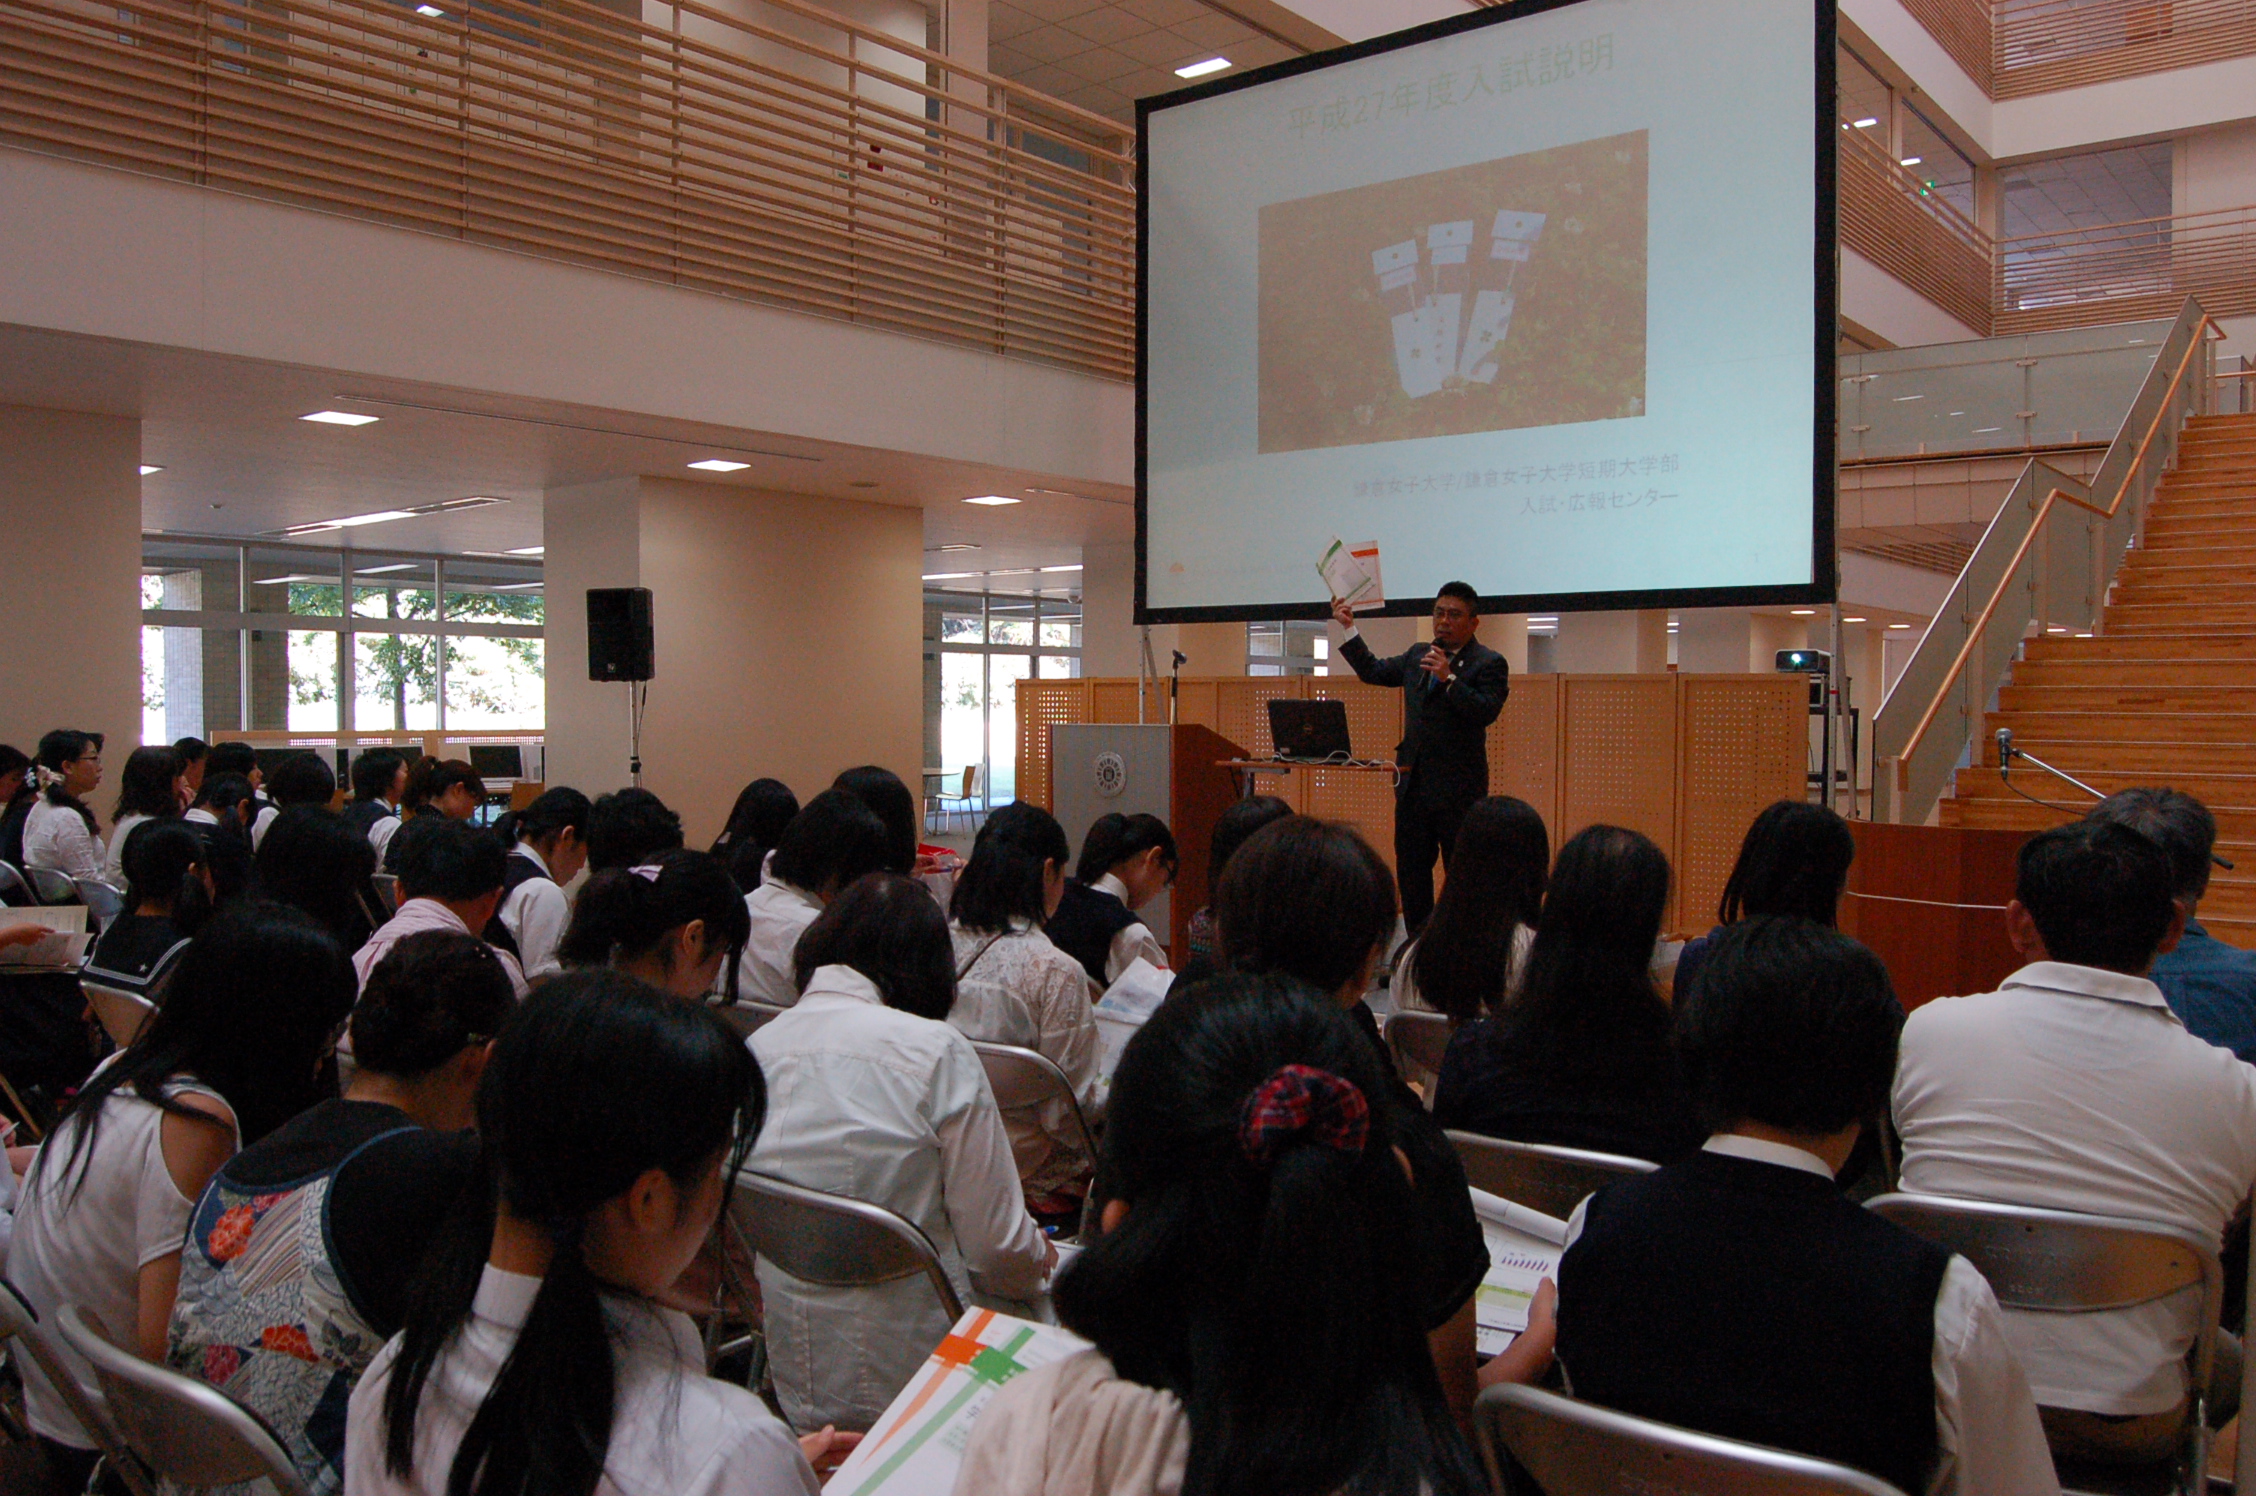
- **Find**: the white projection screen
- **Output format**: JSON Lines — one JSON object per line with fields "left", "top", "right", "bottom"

{"left": 1137, "top": 0, "right": 1836, "bottom": 623}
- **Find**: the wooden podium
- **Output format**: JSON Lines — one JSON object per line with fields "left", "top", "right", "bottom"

{"left": 1840, "top": 822, "right": 2032, "bottom": 1012}
{"left": 1047, "top": 722, "right": 1247, "bottom": 964}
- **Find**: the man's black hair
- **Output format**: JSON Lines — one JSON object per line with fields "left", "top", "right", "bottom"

{"left": 584, "top": 787, "right": 685, "bottom": 872}
{"left": 266, "top": 752, "right": 337, "bottom": 807}
{"left": 351, "top": 749, "right": 408, "bottom": 805}
{"left": 2087, "top": 788, "right": 2216, "bottom": 906}
{"left": 770, "top": 789, "right": 892, "bottom": 897}
{"left": 2016, "top": 819, "right": 2176, "bottom": 974}
{"left": 1435, "top": 581, "right": 1479, "bottom": 610}
{"left": 396, "top": 816, "right": 508, "bottom": 904}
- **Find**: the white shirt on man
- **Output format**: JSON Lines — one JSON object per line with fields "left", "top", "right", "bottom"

{"left": 747, "top": 964, "right": 1049, "bottom": 1431}
{"left": 1090, "top": 873, "right": 1169, "bottom": 987}
{"left": 1894, "top": 960, "right": 2256, "bottom": 1416}
{"left": 344, "top": 1264, "right": 817, "bottom": 1496}
{"left": 497, "top": 844, "right": 571, "bottom": 981}
{"left": 23, "top": 799, "right": 104, "bottom": 883}
{"left": 736, "top": 875, "right": 824, "bottom": 1006}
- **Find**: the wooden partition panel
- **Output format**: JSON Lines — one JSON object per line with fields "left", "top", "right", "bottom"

{"left": 1489, "top": 674, "right": 1561, "bottom": 834}
{"left": 1674, "top": 675, "right": 1812, "bottom": 935}
{"left": 1557, "top": 677, "right": 1681, "bottom": 912}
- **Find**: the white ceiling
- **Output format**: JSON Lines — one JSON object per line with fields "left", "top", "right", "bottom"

{"left": 0, "top": 324, "right": 1130, "bottom": 574}
{"left": 990, "top": 0, "right": 1303, "bottom": 123}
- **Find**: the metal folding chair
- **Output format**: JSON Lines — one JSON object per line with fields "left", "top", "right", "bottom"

{"left": 0, "top": 860, "right": 34, "bottom": 906}
{"left": 1383, "top": 1008, "right": 1453, "bottom": 1103}
{"left": 55, "top": 1303, "right": 311, "bottom": 1495}
{"left": 1867, "top": 1192, "right": 2223, "bottom": 1496}
{"left": 369, "top": 873, "right": 400, "bottom": 913}
{"left": 1447, "top": 1132, "right": 1657, "bottom": 1221}
{"left": 711, "top": 999, "right": 791, "bottom": 1042}
{"left": 82, "top": 981, "right": 157, "bottom": 1049}
{"left": 1476, "top": 1381, "right": 1910, "bottom": 1496}
{"left": 0, "top": 1283, "right": 154, "bottom": 1496}
{"left": 969, "top": 1039, "right": 1099, "bottom": 1164}
{"left": 22, "top": 866, "right": 79, "bottom": 907}
{"left": 71, "top": 879, "right": 125, "bottom": 929}
{"left": 727, "top": 1171, "right": 965, "bottom": 1324}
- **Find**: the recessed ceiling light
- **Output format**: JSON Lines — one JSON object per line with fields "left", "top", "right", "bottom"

{"left": 1039, "top": 565, "right": 1083, "bottom": 573}
{"left": 963, "top": 495, "right": 1020, "bottom": 506}
{"left": 415, "top": 4, "right": 442, "bottom": 13}
{"left": 688, "top": 459, "right": 751, "bottom": 472}
{"left": 506, "top": 546, "right": 544, "bottom": 556}
{"left": 1891, "top": 394, "right": 1924, "bottom": 402}
{"left": 1972, "top": 426, "right": 2003, "bottom": 434}
{"left": 1844, "top": 616, "right": 1868, "bottom": 623}
{"left": 264, "top": 496, "right": 505, "bottom": 537}
{"left": 933, "top": 543, "right": 980, "bottom": 553}
{"left": 1790, "top": 608, "right": 1816, "bottom": 616}
{"left": 1853, "top": 117, "right": 1879, "bottom": 128}
{"left": 254, "top": 572, "right": 338, "bottom": 585}
{"left": 922, "top": 572, "right": 979, "bottom": 581}
{"left": 1900, "top": 156, "right": 1922, "bottom": 166}
{"left": 355, "top": 563, "right": 420, "bottom": 575}
{"left": 1888, "top": 622, "right": 1912, "bottom": 630}
{"left": 139, "top": 464, "right": 163, "bottom": 476}
{"left": 300, "top": 410, "right": 379, "bottom": 426}
{"left": 1175, "top": 56, "right": 1230, "bottom": 78}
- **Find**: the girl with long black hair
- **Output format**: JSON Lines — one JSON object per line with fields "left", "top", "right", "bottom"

{"left": 82, "top": 821, "right": 211, "bottom": 999}
{"left": 1396, "top": 795, "right": 1549, "bottom": 1020}
{"left": 346, "top": 971, "right": 842, "bottom": 1496}
{"left": 102, "top": 744, "right": 184, "bottom": 884}
{"left": 559, "top": 848, "right": 751, "bottom": 999}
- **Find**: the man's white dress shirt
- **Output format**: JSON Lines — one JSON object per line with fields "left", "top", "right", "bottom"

{"left": 1895, "top": 961, "right": 2256, "bottom": 1415}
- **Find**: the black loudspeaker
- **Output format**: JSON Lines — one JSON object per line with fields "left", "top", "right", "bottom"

{"left": 587, "top": 588, "right": 655, "bottom": 682}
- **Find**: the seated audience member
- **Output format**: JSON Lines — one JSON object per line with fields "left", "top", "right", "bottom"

{"left": 584, "top": 785, "right": 686, "bottom": 873}
{"left": 560, "top": 849, "right": 750, "bottom": 1000}
{"left": 488, "top": 786, "right": 591, "bottom": 979}
{"left": 1433, "top": 824, "right": 1701, "bottom": 1165}
{"left": 346, "top": 972, "right": 840, "bottom": 1496}
{"left": 1177, "top": 794, "right": 1292, "bottom": 983}
{"left": 344, "top": 748, "right": 410, "bottom": 864}
{"left": 257, "top": 751, "right": 339, "bottom": 850}
{"left": 83, "top": 822, "right": 209, "bottom": 999}
{"left": 186, "top": 770, "right": 257, "bottom": 904}
{"left": 833, "top": 764, "right": 925, "bottom": 876}
{"left": 357, "top": 818, "right": 527, "bottom": 998}
{"left": 207, "top": 740, "right": 262, "bottom": 795}
{"left": 381, "top": 758, "right": 486, "bottom": 875}
{"left": 1213, "top": 816, "right": 1491, "bottom": 1425}
{"left": 958, "top": 974, "right": 1520, "bottom": 1496}
{"left": 171, "top": 930, "right": 508, "bottom": 1491}
{"left": 10, "top": 902, "right": 355, "bottom": 1489}
{"left": 2088, "top": 787, "right": 2256, "bottom": 1063}
{"left": 947, "top": 802, "right": 1101, "bottom": 1214}
{"left": 1673, "top": 799, "right": 1855, "bottom": 1001}
{"left": 1557, "top": 917, "right": 2056, "bottom": 1496}
{"left": 737, "top": 789, "right": 891, "bottom": 1006}
{"left": 172, "top": 736, "right": 208, "bottom": 799}
{"left": 101, "top": 744, "right": 184, "bottom": 885}
{"left": 23, "top": 729, "right": 105, "bottom": 883}
{"left": 1896, "top": 819, "right": 2256, "bottom": 1463}
{"left": 1396, "top": 795, "right": 1549, "bottom": 1019}
{"left": 712, "top": 776, "right": 801, "bottom": 893}
{"left": 748, "top": 873, "right": 1052, "bottom": 1431}
{"left": 1048, "top": 813, "right": 1176, "bottom": 990}
{"left": 0, "top": 742, "right": 36, "bottom": 868}
{"left": 254, "top": 803, "right": 389, "bottom": 954}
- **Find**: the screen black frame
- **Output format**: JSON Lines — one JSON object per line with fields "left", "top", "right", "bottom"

{"left": 1134, "top": 0, "right": 1839, "bottom": 625}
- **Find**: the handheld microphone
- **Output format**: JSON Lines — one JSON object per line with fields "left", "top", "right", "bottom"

{"left": 1996, "top": 728, "right": 2014, "bottom": 765}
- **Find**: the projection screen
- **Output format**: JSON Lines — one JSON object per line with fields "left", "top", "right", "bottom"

{"left": 1137, "top": 0, "right": 1835, "bottom": 622}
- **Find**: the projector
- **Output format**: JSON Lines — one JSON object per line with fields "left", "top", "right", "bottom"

{"left": 1774, "top": 649, "right": 1831, "bottom": 675}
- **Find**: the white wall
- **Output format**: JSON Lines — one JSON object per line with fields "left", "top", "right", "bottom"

{"left": 1841, "top": 246, "right": 1985, "bottom": 347}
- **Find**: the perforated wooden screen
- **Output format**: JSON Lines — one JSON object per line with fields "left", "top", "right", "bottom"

{"left": 1490, "top": 674, "right": 1561, "bottom": 837}
{"left": 1015, "top": 680, "right": 1091, "bottom": 811}
{"left": 1213, "top": 679, "right": 1308, "bottom": 761}
{"left": 1674, "top": 675, "right": 1810, "bottom": 935}
{"left": 1557, "top": 675, "right": 1681, "bottom": 923}
{"left": 1305, "top": 678, "right": 1408, "bottom": 872}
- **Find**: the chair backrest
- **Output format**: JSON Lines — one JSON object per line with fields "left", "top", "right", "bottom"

{"left": 73, "top": 878, "right": 125, "bottom": 927}
{"left": 0, "top": 1283, "right": 154, "bottom": 1496}
{"left": 1383, "top": 1009, "right": 1453, "bottom": 1097}
{"left": 1476, "top": 1382, "right": 1910, "bottom": 1496}
{"left": 369, "top": 873, "right": 400, "bottom": 912}
{"left": 969, "top": 1039, "right": 1098, "bottom": 1162}
{"left": 1448, "top": 1131, "right": 1657, "bottom": 1220}
{"left": 56, "top": 1303, "right": 312, "bottom": 1496}
{"left": 0, "top": 860, "right": 34, "bottom": 906}
{"left": 24, "top": 865, "right": 80, "bottom": 906}
{"left": 712, "top": 999, "right": 791, "bottom": 1041}
{"left": 83, "top": 981, "right": 158, "bottom": 1049}
{"left": 728, "top": 1171, "right": 965, "bottom": 1322}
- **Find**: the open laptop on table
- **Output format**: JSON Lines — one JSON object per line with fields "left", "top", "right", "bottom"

{"left": 1267, "top": 699, "right": 1355, "bottom": 763}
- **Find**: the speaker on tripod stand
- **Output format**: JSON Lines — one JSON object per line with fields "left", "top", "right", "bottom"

{"left": 588, "top": 588, "right": 654, "bottom": 784}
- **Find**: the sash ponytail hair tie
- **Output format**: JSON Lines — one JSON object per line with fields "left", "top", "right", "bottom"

{"left": 1237, "top": 1064, "right": 1370, "bottom": 1167}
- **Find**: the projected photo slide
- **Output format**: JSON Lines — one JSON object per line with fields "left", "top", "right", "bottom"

{"left": 1139, "top": 0, "right": 1834, "bottom": 622}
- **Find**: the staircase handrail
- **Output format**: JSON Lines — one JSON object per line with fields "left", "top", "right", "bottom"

{"left": 1875, "top": 297, "right": 2220, "bottom": 823}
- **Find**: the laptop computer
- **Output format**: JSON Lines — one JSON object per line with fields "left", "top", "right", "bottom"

{"left": 1268, "top": 698, "right": 1355, "bottom": 762}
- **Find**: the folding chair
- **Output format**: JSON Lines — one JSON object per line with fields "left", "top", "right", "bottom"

{"left": 711, "top": 999, "right": 791, "bottom": 1042}
{"left": 1867, "top": 1192, "right": 2224, "bottom": 1496}
{"left": 71, "top": 879, "right": 124, "bottom": 929}
{"left": 368, "top": 873, "right": 400, "bottom": 913}
{"left": 1476, "top": 1381, "right": 1910, "bottom": 1496}
{"left": 22, "top": 867, "right": 79, "bottom": 907}
{"left": 727, "top": 1171, "right": 964, "bottom": 1325}
{"left": 0, "top": 1283, "right": 154, "bottom": 1496}
{"left": 0, "top": 861, "right": 34, "bottom": 906}
{"left": 55, "top": 1303, "right": 311, "bottom": 1496}
{"left": 1447, "top": 1133, "right": 1657, "bottom": 1221}
{"left": 83, "top": 981, "right": 157, "bottom": 1049}
{"left": 968, "top": 1040, "right": 1099, "bottom": 1165}
{"left": 1383, "top": 1009, "right": 1453, "bottom": 1103}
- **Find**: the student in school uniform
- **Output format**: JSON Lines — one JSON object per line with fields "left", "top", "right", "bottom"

{"left": 23, "top": 730, "right": 105, "bottom": 884}
{"left": 487, "top": 787, "right": 590, "bottom": 980}
{"left": 101, "top": 745, "right": 185, "bottom": 886}
{"left": 560, "top": 850, "right": 749, "bottom": 1001}
{"left": 344, "top": 749, "right": 410, "bottom": 864}
{"left": 356, "top": 818, "right": 526, "bottom": 999}
{"left": 81, "top": 822, "right": 208, "bottom": 1000}
{"left": 1045, "top": 813, "right": 1176, "bottom": 992}
{"left": 735, "top": 790, "right": 891, "bottom": 1007}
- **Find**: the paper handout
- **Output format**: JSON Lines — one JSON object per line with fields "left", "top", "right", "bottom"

{"left": 0, "top": 907, "right": 92, "bottom": 970}
{"left": 1317, "top": 537, "right": 1384, "bottom": 612}
{"left": 1468, "top": 1187, "right": 1567, "bottom": 1357}
{"left": 822, "top": 1309, "right": 1091, "bottom": 1496}
{"left": 1093, "top": 957, "right": 1173, "bottom": 1024}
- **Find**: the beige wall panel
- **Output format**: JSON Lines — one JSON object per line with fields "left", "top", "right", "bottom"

{"left": 1674, "top": 675, "right": 1810, "bottom": 936}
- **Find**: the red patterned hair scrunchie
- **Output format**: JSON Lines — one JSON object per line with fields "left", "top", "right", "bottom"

{"left": 1237, "top": 1064, "right": 1371, "bottom": 1167}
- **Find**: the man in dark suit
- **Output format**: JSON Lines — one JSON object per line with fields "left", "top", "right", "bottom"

{"left": 1331, "top": 580, "right": 1509, "bottom": 932}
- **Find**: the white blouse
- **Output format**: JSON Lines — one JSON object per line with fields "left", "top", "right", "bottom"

{"left": 747, "top": 965, "right": 1049, "bottom": 1431}
{"left": 948, "top": 921, "right": 1102, "bottom": 1197}
{"left": 497, "top": 845, "right": 572, "bottom": 980}
{"left": 737, "top": 876, "right": 824, "bottom": 1006}
{"left": 1090, "top": 874, "right": 1170, "bottom": 987}
{"left": 100, "top": 812, "right": 155, "bottom": 885}
{"left": 1394, "top": 922, "right": 1535, "bottom": 1015}
{"left": 22, "top": 799, "right": 105, "bottom": 884}
{"left": 345, "top": 1264, "right": 818, "bottom": 1496}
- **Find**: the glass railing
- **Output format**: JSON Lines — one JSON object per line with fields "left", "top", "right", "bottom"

{"left": 1839, "top": 317, "right": 2175, "bottom": 460}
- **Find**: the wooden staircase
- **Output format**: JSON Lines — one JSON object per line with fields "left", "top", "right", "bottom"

{"left": 1940, "top": 411, "right": 2256, "bottom": 947}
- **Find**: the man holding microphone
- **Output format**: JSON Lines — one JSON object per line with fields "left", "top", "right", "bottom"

{"left": 1332, "top": 581, "right": 1510, "bottom": 932}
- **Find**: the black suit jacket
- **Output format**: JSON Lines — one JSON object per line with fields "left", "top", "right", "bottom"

{"left": 1338, "top": 631, "right": 1509, "bottom": 808}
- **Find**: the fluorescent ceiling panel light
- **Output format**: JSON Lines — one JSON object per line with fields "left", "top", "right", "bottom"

{"left": 506, "top": 546, "right": 544, "bottom": 556}
{"left": 1972, "top": 426, "right": 2003, "bottom": 434}
{"left": 139, "top": 465, "right": 163, "bottom": 476}
{"left": 1900, "top": 156, "right": 1922, "bottom": 166}
{"left": 490, "top": 582, "right": 544, "bottom": 591}
{"left": 1891, "top": 394, "right": 1924, "bottom": 402}
{"left": 933, "top": 543, "right": 980, "bottom": 553}
{"left": 1888, "top": 623, "right": 1912, "bottom": 629}
{"left": 266, "top": 495, "right": 505, "bottom": 537}
{"left": 354, "top": 563, "right": 420, "bottom": 575}
{"left": 1844, "top": 616, "right": 1868, "bottom": 623}
{"left": 300, "top": 410, "right": 380, "bottom": 426}
{"left": 415, "top": 4, "right": 443, "bottom": 13}
{"left": 922, "top": 572, "right": 978, "bottom": 581}
{"left": 1789, "top": 608, "right": 1816, "bottom": 616}
{"left": 2047, "top": 625, "right": 2069, "bottom": 632}
{"left": 688, "top": 459, "right": 751, "bottom": 472}
{"left": 254, "top": 573, "right": 336, "bottom": 585}
{"left": 962, "top": 495, "right": 1020, "bottom": 506}
{"left": 1853, "top": 117, "right": 1879, "bottom": 128}
{"left": 1175, "top": 57, "right": 1230, "bottom": 77}
{"left": 1039, "top": 565, "right": 1083, "bottom": 573}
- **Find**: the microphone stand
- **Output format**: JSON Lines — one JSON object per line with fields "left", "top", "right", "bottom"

{"left": 1170, "top": 650, "right": 1187, "bottom": 726}
{"left": 1997, "top": 730, "right": 2103, "bottom": 812}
